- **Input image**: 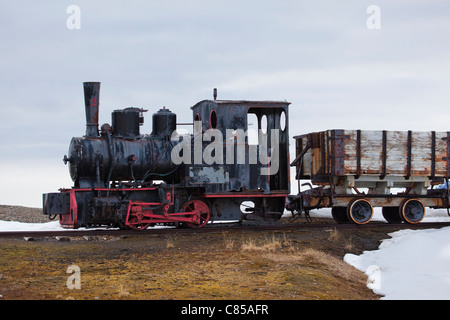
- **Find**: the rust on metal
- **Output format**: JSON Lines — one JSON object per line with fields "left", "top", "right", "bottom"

{"left": 289, "top": 129, "right": 450, "bottom": 224}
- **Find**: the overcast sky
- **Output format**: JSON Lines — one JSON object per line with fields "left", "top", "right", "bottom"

{"left": 1, "top": 0, "right": 450, "bottom": 207}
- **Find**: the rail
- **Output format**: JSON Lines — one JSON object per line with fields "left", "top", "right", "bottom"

{"left": 1, "top": 220, "right": 450, "bottom": 239}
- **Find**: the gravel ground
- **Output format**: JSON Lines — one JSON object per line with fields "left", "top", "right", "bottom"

{"left": 0, "top": 205, "right": 48, "bottom": 223}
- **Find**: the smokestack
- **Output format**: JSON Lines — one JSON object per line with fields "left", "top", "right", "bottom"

{"left": 83, "top": 82, "right": 100, "bottom": 137}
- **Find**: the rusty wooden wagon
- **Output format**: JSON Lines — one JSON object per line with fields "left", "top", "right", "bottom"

{"left": 287, "top": 129, "right": 450, "bottom": 224}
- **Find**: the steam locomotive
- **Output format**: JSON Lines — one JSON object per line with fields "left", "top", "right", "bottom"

{"left": 43, "top": 82, "right": 290, "bottom": 229}
{"left": 43, "top": 82, "right": 450, "bottom": 229}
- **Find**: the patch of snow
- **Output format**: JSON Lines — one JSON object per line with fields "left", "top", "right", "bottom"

{"left": 345, "top": 223, "right": 450, "bottom": 299}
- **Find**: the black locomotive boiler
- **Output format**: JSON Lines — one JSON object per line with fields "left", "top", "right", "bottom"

{"left": 43, "top": 82, "right": 290, "bottom": 229}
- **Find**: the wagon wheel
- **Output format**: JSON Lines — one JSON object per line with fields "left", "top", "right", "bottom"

{"left": 400, "top": 199, "right": 425, "bottom": 224}
{"left": 382, "top": 207, "right": 402, "bottom": 224}
{"left": 181, "top": 199, "right": 210, "bottom": 228}
{"left": 347, "top": 199, "right": 373, "bottom": 225}
{"left": 331, "top": 207, "right": 349, "bottom": 224}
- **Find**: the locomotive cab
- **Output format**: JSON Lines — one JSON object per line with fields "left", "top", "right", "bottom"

{"left": 186, "top": 96, "right": 290, "bottom": 221}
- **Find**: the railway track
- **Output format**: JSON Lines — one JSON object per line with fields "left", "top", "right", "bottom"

{"left": 1, "top": 220, "right": 450, "bottom": 239}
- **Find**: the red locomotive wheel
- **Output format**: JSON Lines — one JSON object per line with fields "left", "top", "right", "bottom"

{"left": 127, "top": 216, "right": 151, "bottom": 230}
{"left": 182, "top": 199, "right": 210, "bottom": 228}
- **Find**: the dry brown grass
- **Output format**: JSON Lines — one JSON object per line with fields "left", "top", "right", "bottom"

{"left": 0, "top": 229, "right": 379, "bottom": 300}
{"left": 223, "top": 237, "right": 235, "bottom": 250}
{"left": 263, "top": 248, "right": 359, "bottom": 282}
{"left": 165, "top": 235, "right": 175, "bottom": 248}
{"left": 327, "top": 228, "right": 340, "bottom": 241}
{"left": 240, "top": 234, "right": 292, "bottom": 252}
{"left": 328, "top": 228, "right": 354, "bottom": 251}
